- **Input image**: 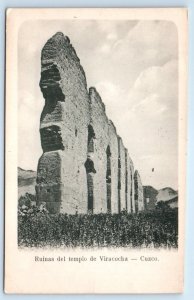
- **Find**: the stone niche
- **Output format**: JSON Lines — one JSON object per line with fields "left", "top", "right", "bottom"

{"left": 36, "top": 32, "right": 142, "bottom": 215}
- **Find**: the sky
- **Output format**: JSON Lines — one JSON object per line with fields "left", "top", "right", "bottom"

{"left": 18, "top": 19, "right": 178, "bottom": 190}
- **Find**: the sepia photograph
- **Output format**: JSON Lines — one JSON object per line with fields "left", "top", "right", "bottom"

{"left": 5, "top": 8, "right": 187, "bottom": 293}
{"left": 18, "top": 18, "right": 178, "bottom": 249}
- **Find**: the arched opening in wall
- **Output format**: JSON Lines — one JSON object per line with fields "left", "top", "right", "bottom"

{"left": 87, "top": 172, "right": 94, "bottom": 213}
{"left": 85, "top": 124, "right": 96, "bottom": 213}
{"left": 106, "top": 146, "right": 111, "bottom": 213}
{"left": 85, "top": 157, "right": 96, "bottom": 213}
{"left": 134, "top": 176, "right": 138, "bottom": 213}
{"left": 88, "top": 124, "right": 95, "bottom": 153}
{"left": 130, "top": 167, "right": 133, "bottom": 213}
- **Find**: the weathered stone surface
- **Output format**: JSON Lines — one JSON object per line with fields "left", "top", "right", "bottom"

{"left": 129, "top": 157, "right": 135, "bottom": 213}
{"left": 36, "top": 32, "right": 90, "bottom": 214}
{"left": 36, "top": 32, "right": 143, "bottom": 215}
{"left": 118, "top": 136, "right": 126, "bottom": 212}
{"left": 125, "top": 149, "right": 135, "bottom": 213}
{"left": 88, "top": 87, "right": 109, "bottom": 213}
{"left": 108, "top": 120, "right": 119, "bottom": 213}
{"left": 134, "top": 170, "right": 144, "bottom": 212}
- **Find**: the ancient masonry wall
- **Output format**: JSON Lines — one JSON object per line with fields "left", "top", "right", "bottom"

{"left": 88, "top": 87, "right": 109, "bottom": 213}
{"left": 36, "top": 32, "right": 144, "bottom": 214}
{"left": 36, "top": 32, "right": 90, "bottom": 214}
{"left": 125, "top": 149, "right": 133, "bottom": 213}
{"left": 108, "top": 120, "right": 119, "bottom": 213}
{"left": 118, "top": 137, "right": 126, "bottom": 212}
{"left": 129, "top": 158, "right": 136, "bottom": 213}
{"left": 134, "top": 170, "right": 144, "bottom": 212}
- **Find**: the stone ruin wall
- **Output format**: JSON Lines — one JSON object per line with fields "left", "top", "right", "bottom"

{"left": 125, "top": 149, "right": 133, "bottom": 213}
{"left": 118, "top": 136, "right": 126, "bottom": 212}
{"left": 108, "top": 120, "right": 119, "bottom": 213}
{"left": 36, "top": 32, "right": 144, "bottom": 215}
{"left": 134, "top": 170, "right": 144, "bottom": 212}
{"left": 129, "top": 158, "right": 136, "bottom": 213}
{"left": 88, "top": 87, "right": 109, "bottom": 213}
{"left": 36, "top": 32, "right": 90, "bottom": 214}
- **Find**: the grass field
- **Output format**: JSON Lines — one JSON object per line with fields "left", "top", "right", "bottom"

{"left": 18, "top": 206, "right": 178, "bottom": 249}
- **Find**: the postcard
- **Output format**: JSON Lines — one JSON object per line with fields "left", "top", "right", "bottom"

{"left": 5, "top": 8, "right": 188, "bottom": 293}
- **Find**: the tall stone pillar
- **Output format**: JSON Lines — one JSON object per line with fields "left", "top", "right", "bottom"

{"left": 36, "top": 32, "right": 90, "bottom": 214}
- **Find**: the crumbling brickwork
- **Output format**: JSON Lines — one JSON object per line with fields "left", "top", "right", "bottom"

{"left": 36, "top": 32, "right": 144, "bottom": 215}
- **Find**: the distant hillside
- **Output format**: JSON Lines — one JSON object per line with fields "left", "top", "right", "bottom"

{"left": 18, "top": 167, "right": 36, "bottom": 198}
{"left": 157, "top": 187, "right": 178, "bottom": 202}
{"left": 143, "top": 186, "right": 178, "bottom": 209}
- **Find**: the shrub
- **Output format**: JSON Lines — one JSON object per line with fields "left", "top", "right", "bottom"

{"left": 18, "top": 193, "right": 36, "bottom": 208}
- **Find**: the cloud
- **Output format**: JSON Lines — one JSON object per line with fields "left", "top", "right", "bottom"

{"left": 113, "top": 20, "right": 178, "bottom": 66}
{"left": 108, "top": 21, "right": 178, "bottom": 89}
{"left": 98, "top": 43, "right": 112, "bottom": 54}
{"left": 95, "top": 58, "right": 178, "bottom": 189}
{"left": 127, "top": 59, "right": 178, "bottom": 116}
{"left": 134, "top": 60, "right": 178, "bottom": 95}
{"left": 131, "top": 94, "right": 168, "bottom": 116}
{"left": 107, "top": 32, "right": 117, "bottom": 40}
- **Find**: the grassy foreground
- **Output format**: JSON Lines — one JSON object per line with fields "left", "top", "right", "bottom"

{"left": 18, "top": 205, "right": 178, "bottom": 249}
